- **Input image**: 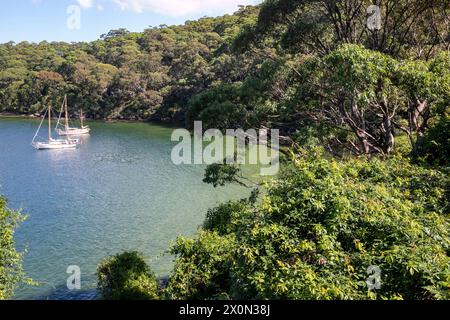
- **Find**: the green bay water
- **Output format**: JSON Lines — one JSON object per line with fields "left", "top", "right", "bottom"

{"left": 0, "top": 117, "right": 247, "bottom": 300}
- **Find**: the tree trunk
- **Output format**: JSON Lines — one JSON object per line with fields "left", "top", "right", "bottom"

{"left": 383, "top": 115, "right": 395, "bottom": 155}
{"left": 410, "top": 99, "right": 428, "bottom": 136}
{"left": 355, "top": 129, "right": 371, "bottom": 156}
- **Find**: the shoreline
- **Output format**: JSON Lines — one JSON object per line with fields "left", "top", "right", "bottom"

{"left": 0, "top": 112, "right": 37, "bottom": 118}
{"left": 0, "top": 112, "right": 180, "bottom": 128}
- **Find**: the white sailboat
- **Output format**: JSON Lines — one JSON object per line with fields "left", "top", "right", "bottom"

{"left": 32, "top": 105, "right": 78, "bottom": 150}
{"left": 56, "top": 95, "right": 91, "bottom": 136}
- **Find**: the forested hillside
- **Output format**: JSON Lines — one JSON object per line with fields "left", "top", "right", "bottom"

{"left": 0, "top": 5, "right": 264, "bottom": 122}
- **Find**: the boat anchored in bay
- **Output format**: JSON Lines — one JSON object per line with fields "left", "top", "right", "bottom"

{"left": 56, "top": 95, "right": 91, "bottom": 136}
{"left": 31, "top": 105, "right": 79, "bottom": 150}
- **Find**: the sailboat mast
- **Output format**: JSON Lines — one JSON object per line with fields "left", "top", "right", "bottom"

{"left": 64, "top": 95, "right": 69, "bottom": 130}
{"left": 80, "top": 109, "right": 84, "bottom": 128}
{"left": 48, "top": 105, "right": 51, "bottom": 141}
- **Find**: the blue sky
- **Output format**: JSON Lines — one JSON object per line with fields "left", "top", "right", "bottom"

{"left": 0, "top": 0, "right": 261, "bottom": 44}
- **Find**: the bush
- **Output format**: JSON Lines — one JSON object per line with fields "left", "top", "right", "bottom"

{"left": 165, "top": 231, "right": 235, "bottom": 300}
{"left": 232, "top": 152, "right": 449, "bottom": 299}
{"left": 97, "top": 251, "right": 160, "bottom": 300}
{"left": 168, "top": 151, "right": 450, "bottom": 300}
{"left": 413, "top": 114, "right": 450, "bottom": 167}
{"left": 203, "top": 201, "right": 248, "bottom": 236}
{"left": 0, "top": 197, "right": 29, "bottom": 300}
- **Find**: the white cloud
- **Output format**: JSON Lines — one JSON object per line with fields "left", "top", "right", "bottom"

{"left": 112, "top": 0, "right": 260, "bottom": 17}
{"left": 77, "top": 0, "right": 94, "bottom": 9}
{"left": 34, "top": 0, "right": 259, "bottom": 16}
{"left": 33, "top": 0, "right": 259, "bottom": 15}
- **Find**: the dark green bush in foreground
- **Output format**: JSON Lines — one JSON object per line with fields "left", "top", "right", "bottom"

{"left": 97, "top": 251, "right": 159, "bottom": 300}
{"left": 165, "top": 231, "right": 236, "bottom": 300}
{"left": 0, "top": 197, "right": 29, "bottom": 300}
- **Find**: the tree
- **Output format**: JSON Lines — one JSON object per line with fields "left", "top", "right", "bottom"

{"left": 34, "top": 70, "right": 66, "bottom": 108}
{"left": 395, "top": 51, "right": 450, "bottom": 143}
{"left": 187, "top": 84, "right": 245, "bottom": 130}
{"left": 413, "top": 114, "right": 450, "bottom": 167}
{"left": 167, "top": 150, "right": 450, "bottom": 300}
{"left": 237, "top": 0, "right": 449, "bottom": 58}
{"left": 0, "top": 197, "right": 29, "bottom": 300}
{"left": 60, "top": 51, "right": 118, "bottom": 119}
{"left": 166, "top": 231, "right": 236, "bottom": 300}
{"left": 288, "top": 45, "right": 400, "bottom": 156}
{"left": 97, "top": 251, "right": 160, "bottom": 300}
{"left": 282, "top": 44, "right": 449, "bottom": 157}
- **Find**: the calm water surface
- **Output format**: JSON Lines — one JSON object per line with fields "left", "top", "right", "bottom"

{"left": 0, "top": 117, "right": 247, "bottom": 300}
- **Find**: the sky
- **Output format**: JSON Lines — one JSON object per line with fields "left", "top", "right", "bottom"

{"left": 0, "top": 0, "right": 262, "bottom": 44}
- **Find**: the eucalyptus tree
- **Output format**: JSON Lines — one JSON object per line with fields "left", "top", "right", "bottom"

{"left": 235, "top": 0, "right": 449, "bottom": 58}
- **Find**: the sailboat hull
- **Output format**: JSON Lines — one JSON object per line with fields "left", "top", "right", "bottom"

{"left": 32, "top": 141, "right": 78, "bottom": 150}
{"left": 57, "top": 127, "right": 91, "bottom": 136}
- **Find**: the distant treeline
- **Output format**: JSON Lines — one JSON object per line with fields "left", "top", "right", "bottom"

{"left": 0, "top": 5, "right": 263, "bottom": 123}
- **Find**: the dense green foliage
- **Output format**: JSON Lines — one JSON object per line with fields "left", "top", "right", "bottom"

{"left": 97, "top": 251, "right": 160, "bottom": 300}
{"left": 191, "top": 37, "right": 450, "bottom": 158}
{"left": 166, "top": 231, "right": 236, "bottom": 300}
{"left": 187, "top": 1, "right": 449, "bottom": 157}
{"left": 166, "top": 151, "right": 450, "bottom": 300}
{"left": 0, "top": 197, "right": 28, "bottom": 300}
{"left": 413, "top": 114, "right": 450, "bottom": 167}
{"left": 235, "top": 0, "right": 449, "bottom": 58}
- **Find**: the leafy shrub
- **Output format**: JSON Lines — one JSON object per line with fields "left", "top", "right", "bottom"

{"left": 168, "top": 151, "right": 450, "bottom": 300}
{"left": 232, "top": 152, "right": 449, "bottom": 299}
{"left": 97, "top": 251, "right": 160, "bottom": 300}
{"left": 203, "top": 200, "right": 249, "bottom": 236}
{"left": 165, "top": 231, "right": 235, "bottom": 300}
{"left": 413, "top": 114, "right": 450, "bottom": 167}
{"left": 0, "top": 197, "right": 29, "bottom": 300}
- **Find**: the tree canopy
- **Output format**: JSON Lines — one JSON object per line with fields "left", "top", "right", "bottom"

{"left": 166, "top": 151, "right": 450, "bottom": 300}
